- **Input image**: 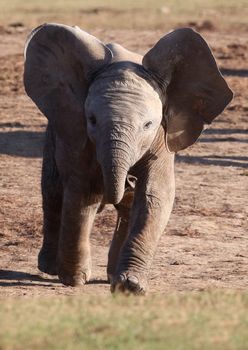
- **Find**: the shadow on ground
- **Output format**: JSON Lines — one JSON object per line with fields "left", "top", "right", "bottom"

{"left": 0, "top": 130, "right": 44, "bottom": 157}
{"left": 0, "top": 269, "right": 109, "bottom": 287}
{"left": 0, "top": 128, "right": 247, "bottom": 169}
{"left": 0, "top": 269, "right": 59, "bottom": 287}
{"left": 221, "top": 68, "right": 248, "bottom": 77}
{"left": 176, "top": 155, "right": 248, "bottom": 168}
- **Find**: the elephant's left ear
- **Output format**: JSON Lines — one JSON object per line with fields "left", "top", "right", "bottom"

{"left": 142, "top": 28, "right": 233, "bottom": 152}
{"left": 24, "top": 23, "right": 112, "bottom": 145}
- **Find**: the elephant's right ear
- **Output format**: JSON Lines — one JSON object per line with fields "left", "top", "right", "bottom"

{"left": 24, "top": 23, "right": 112, "bottom": 145}
{"left": 143, "top": 28, "right": 233, "bottom": 152}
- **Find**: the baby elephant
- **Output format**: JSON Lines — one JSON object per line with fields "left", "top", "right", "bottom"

{"left": 24, "top": 24, "right": 232, "bottom": 294}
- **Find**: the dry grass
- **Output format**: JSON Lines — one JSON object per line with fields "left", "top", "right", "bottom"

{"left": 1, "top": 291, "right": 248, "bottom": 350}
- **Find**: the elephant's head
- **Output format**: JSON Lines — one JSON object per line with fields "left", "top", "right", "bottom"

{"left": 24, "top": 24, "right": 233, "bottom": 204}
{"left": 84, "top": 61, "right": 163, "bottom": 204}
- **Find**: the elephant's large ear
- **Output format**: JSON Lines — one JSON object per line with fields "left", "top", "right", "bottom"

{"left": 24, "top": 23, "right": 112, "bottom": 145}
{"left": 142, "top": 28, "right": 233, "bottom": 152}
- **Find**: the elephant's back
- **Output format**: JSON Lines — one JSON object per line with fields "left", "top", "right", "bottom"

{"left": 107, "top": 43, "right": 142, "bottom": 64}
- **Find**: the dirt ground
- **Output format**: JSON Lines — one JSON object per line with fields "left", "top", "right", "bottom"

{"left": 0, "top": 24, "right": 247, "bottom": 297}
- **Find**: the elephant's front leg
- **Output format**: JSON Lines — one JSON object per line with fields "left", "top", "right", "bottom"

{"left": 57, "top": 186, "right": 101, "bottom": 287}
{"left": 112, "top": 153, "right": 175, "bottom": 294}
{"left": 107, "top": 215, "right": 129, "bottom": 283}
{"left": 107, "top": 190, "right": 133, "bottom": 282}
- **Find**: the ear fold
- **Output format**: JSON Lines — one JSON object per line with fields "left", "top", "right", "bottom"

{"left": 24, "top": 23, "right": 112, "bottom": 146}
{"left": 143, "top": 28, "right": 233, "bottom": 152}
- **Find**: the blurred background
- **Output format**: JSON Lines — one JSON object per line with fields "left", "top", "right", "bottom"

{"left": 0, "top": 0, "right": 247, "bottom": 32}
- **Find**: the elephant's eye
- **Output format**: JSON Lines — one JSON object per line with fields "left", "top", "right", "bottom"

{"left": 89, "top": 115, "right": 97, "bottom": 126}
{"left": 143, "top": 121, "right": 153, "bottom": 130}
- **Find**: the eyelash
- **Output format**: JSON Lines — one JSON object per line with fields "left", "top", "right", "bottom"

{"left": 143, "top": 121, "right": 153, "bottom": 130}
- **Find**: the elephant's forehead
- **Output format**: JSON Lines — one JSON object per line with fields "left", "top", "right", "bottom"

{"left": 86, "top": 87, "right": 162, "bottom": 117}
{"left": 86, "top": 69, "right": 162, "bottom": 116}
{"left": 89, "top": 68, "right": 159, "bottom": 96}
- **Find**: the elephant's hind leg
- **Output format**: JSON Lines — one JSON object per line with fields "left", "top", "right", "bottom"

{"left": 107, "top": 191, "right": 133, "bottom": 282}
{"left": 38, "top": 125, "right": 62, "bottom": 276}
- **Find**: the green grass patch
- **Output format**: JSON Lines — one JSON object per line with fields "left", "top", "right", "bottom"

{"left": 0, "top": 290, "right": 248, "bottom": 350}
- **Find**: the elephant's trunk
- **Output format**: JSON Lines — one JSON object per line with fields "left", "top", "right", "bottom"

{"left": 102, "top": 165, "right": 128, "bottom": 204}
{"left": 97, "top": 137, "right": 134, "bottom": 205}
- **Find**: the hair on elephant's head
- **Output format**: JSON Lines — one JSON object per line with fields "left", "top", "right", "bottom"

{"left": 24, "top": 24, "right": 233, "bottom": 204}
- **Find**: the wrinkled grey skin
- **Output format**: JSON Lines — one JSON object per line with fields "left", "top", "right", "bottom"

{"left": 24, "top": 24, "right": 233, "bottom": 294}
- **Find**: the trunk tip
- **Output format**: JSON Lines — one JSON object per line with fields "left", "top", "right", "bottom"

{"left": 104, "top": 192, "right": 124, "bottom": 205}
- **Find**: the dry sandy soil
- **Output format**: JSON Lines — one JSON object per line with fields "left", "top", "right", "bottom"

{"left": 0, "top": 24, "right": 247, "bottom": 297}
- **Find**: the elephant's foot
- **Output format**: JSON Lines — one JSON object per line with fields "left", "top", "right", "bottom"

{"left": 58, "top": 269, "right": 91, "bottom": 287}
{"left": 106, "top": 264, "right": 116, "bottom": 284}
{"left": 38, "top": 247, "right": 58, "bottom": 276}
{"left": 111, "top": 272, "right": 147, "bottom": 295}
{"left": 57, "top": 258, "right": 91, "bottom": 287}
{"left": 107, "top": 273, "right": 113, "bottom": 284}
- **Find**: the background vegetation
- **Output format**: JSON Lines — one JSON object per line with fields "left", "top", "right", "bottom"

{"left": 0, "top": 0, "right": 247, "bottom": 31}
